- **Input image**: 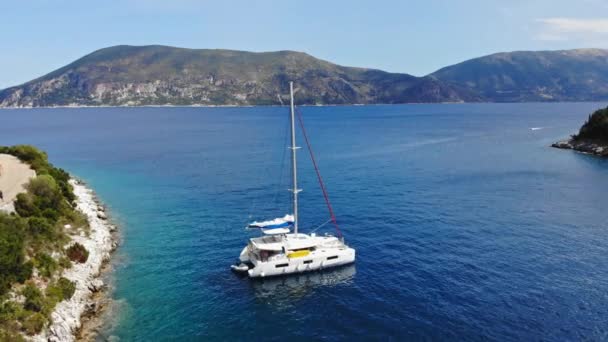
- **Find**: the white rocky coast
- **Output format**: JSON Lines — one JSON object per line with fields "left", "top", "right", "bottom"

{"left": 551, "top": 139, "right": 608, "bottom": 157}
{"left": 32, "top": 179, "right": 116, "bottom": 342}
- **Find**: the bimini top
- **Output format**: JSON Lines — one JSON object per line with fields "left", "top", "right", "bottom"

{"left": 248, "top": 214, "right": 294, "bottom": 229}
{"left": 250, "top": 235, "right": 285, "bottom": 251}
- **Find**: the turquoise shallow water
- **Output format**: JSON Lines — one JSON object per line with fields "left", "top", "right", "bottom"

{"left": 2, "top": 103, "right": 608, "bottom": 340}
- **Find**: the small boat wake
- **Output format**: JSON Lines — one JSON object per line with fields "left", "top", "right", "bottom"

{"left": 249, "top": 264, "right": 357, "bottom": 304}
{"left": 530, "top": 127, "right": 544, "bottom": 131}
{"left": 337, "top": 137, "right": 458, "bottom": 159}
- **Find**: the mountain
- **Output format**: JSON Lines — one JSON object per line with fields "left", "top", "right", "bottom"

{"left": 3, "top": 46, "right": 608, "bottom": 107}
{"left": 0, "top": 45, "right": 479, "bottom": 107}
{"left": 431, "top": 49, "right": 608, "bottom": 102}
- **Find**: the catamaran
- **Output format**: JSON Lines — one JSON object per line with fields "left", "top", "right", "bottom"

{"left": 231, "top": 82, "right": 356, "bottom": 278}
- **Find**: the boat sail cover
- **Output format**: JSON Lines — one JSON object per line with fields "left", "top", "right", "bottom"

{"left": 248, "top": 214, "right": 294, "bottom": 229}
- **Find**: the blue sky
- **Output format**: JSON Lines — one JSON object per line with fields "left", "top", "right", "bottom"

{"left": 1, "top": 0, "right": 607, "bottom": 89}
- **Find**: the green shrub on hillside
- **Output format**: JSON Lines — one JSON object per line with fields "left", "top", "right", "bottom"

{"left": 1, "top": 277, "right": 76, "bottom": 337}
{"left": 16, "top": 175, "right": 66, "bottom": 219}
{"left": 0, "top": 300, "right": 27, "bottom": 330}
{"left": 33, "top": 254, "right": 58, "bottom": 278}
{"left": 0, "top": 214, "right": 31, "bottom": 295}
{"left": 574, "top": 106, "right": 608, "bottom": 142}
{"left": 13, "top": 193, "right": 38, "bottom": 218}
{"left": 61, "top": 209, "right": 89, "bottom": 232}
{"left": 46, "top": 277, "right": 76, "bottom": 303}
{"left": 22, "top": 284, "right": 44, "bottom": 313}
{"left": 47, "top": 167, "right": 75, "bottom": 204}
{"left": 58, "top": 257, "right": 72, "bottom": 270}
{"left": 27, "top": 217, "right": 55, "bottom": 237}
{"left": 66, "top": 243, "right": 89, "bottom": 263}
{"left": 22, "top": 312, "right": 45, "bottom": 335}
{"left": 0, "top": 329, "right": 26, "bottom": 341}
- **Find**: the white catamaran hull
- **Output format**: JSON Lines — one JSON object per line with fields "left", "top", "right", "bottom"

{"left": 234, "top": 233, "right": 356, "bottom": 278}
{"left": 245, "top": 246, "right": 355, "bottom": 278}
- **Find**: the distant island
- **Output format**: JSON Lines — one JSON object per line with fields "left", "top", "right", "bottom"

{"left": 0, "top": 146, "right": 116, "bottom": 341}
{"left": 1, "top": 46, "right": 608, "bottom": 107}
{"left": 552, "top": 106, "right": 608, "bottom": 157}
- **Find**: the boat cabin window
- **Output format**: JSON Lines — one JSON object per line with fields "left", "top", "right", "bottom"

{"left": 303, "top": 260, "right": 313, "bottom": 264}
{"left": 327, "top": 256, "right": 338, "bottom": 260}
{"left": 291, "top": 247, "right": 315, "bottom": 252}
{"left": 260, "top": 250, "right": 282, "bottom": 262}
{"left": 275, "top": 263, "right": 289, "bottom": 268}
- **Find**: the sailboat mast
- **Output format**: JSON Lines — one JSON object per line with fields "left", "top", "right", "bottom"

{"left": 289, "top": 81, "right": 300, "bottom": 235}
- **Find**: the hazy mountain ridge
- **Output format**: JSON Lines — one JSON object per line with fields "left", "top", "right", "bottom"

{"left": 431, "top": 48, "right": 608, "bottom": 102}
{"left": 0, "top": 45, "right": 477, "bottom": 107}
{"left": 1, "top": 46, "right": 607, "bottom": 107}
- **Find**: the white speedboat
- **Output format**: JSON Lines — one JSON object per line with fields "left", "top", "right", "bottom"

{"left": 232, "top": 82, "right": 356, "bottom": 278}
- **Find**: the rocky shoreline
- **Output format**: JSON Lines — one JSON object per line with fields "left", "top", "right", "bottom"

{"left": 32, "top": 179, "right": 118, "bottom": 342}
{"left": 551, "top": 139, "right": 608, "bottom": 157}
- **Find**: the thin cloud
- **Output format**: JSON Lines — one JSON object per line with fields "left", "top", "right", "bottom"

{"left": 535, "top": 17, "right": 608, "bottom": 41}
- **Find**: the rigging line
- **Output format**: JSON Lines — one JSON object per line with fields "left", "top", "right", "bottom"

{"left": 295, "top": 108, "right": 343, "bottom": 238}
{"left": 310, "top": 218, "right": 332, "bottom": 234}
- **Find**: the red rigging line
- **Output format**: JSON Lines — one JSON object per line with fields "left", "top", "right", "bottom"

{"left": 295, "top": 108, "right": 343, "bottom": 238}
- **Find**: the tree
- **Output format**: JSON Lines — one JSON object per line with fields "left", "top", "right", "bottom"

{"left": 575, "top": 106, "right": 608, "bottom": 141}
{"left": 0, "top": 214, "right": 28, "bottom": 295}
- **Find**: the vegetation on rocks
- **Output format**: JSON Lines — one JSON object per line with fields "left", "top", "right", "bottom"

{"left": 572, "top": 106, "right": 608, "bottom": 142}
{"left": 66, "top": 243, "right": 89, "bottom": 263}
{"left": 0, "top": 145, "right": 87, "bottom": 337}
{"left": 46, "top": 277, "right": 76, "bottom": 303}
{"left": 0, "top": 145, "right": 75, "bottom": 203}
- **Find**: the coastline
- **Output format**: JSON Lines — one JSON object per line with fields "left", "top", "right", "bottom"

{"left": 32, "top": 179, "right": 118, "bottom": 342}
{"left": 0, "top": 102, "right": 473, "bottom": 110}
{"left": 551, "top": 139, "right": 608, "bottom": 157}
{"left": 2, "top": 101, "right": 608, "bottom": 111}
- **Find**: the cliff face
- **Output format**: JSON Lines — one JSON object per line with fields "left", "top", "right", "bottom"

{"left": 0, "top": 45, "right": 478, "bottom": 107}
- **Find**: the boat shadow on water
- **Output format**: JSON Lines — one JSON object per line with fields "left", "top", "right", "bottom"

{"left": 246, "top": 264, "right": 356, "bottom": 304}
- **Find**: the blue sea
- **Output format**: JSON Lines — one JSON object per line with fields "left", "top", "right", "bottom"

{"left": 2, "top": 103, "right": 608, "bottom": 340}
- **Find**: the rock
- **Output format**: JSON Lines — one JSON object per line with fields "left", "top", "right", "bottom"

{"left": 552, "top": 138, "right": 608, "bottom": 157}
{"left": 64, "top": 224, "right": 72, "bottom": 229}
{"left": 97, "top": 211, "right": 107, "bottom": 220}
{"left": 88, "top": 279, "right": 104, "bottom": 293}
{"left": 84, "top": 302, "right": 97, "bottom": 314}
{"left": 551, "top": 140, "right": 573, "bottom": 149}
